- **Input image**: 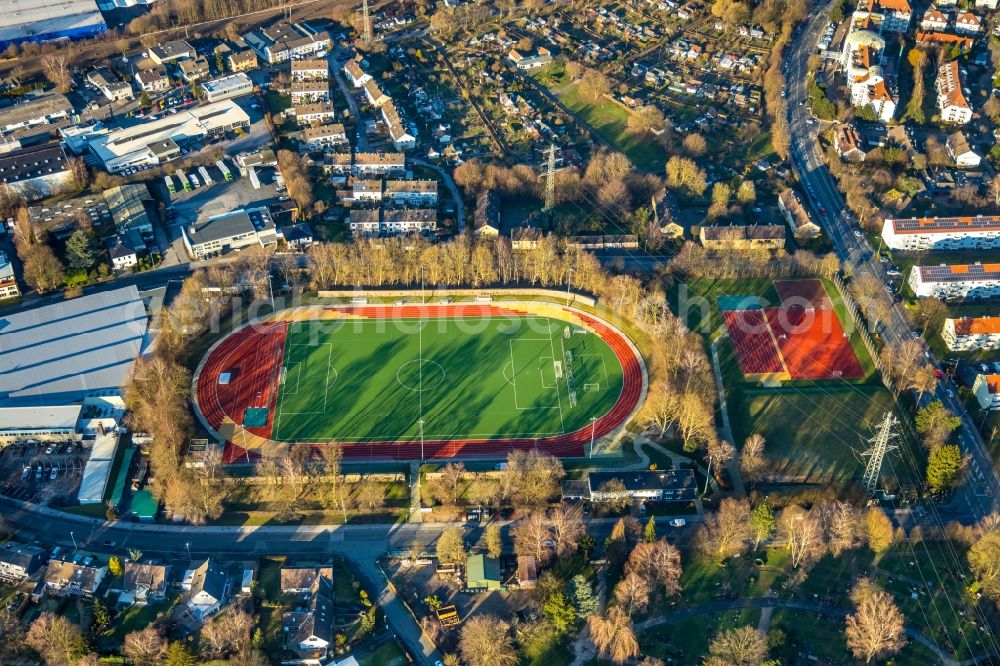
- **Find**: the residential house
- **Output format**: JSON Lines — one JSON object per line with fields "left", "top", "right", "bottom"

{"left": 0, "top": 543, "right": 45, "bottom": 583}
{"left": 0, "top": 251, "right": 19, "bottom": 299}
{"left": 348, "top": 208, "right": 381, "bottom": 235}
{"left": 251, "top": 23, "right": 331, "bottom": 64}
{"left": 916, "top": 31, "right": 974, "bottom": 50}
{"left": 511, "top": 226, "right": 542, "bottom": 249}
{"left": 352, "top": 152, "right": 405, "bottom": 177}
{"left": 289, "top": 81, "right": 330, "bottom": 104}
{"left": 106, "top": 235, "right": 138, "bottom": 271}
{"left": 382, "top": 208, "right": 437, "bottom": 234}
{"left": 974, "top": 373, "right": 1000, "bottom": 409}
{"left": 43, "top": 557, "right": 107, "bottom": 597}
{"left": 833, "top": 123, "right": 867, "bottom": 162}
{"left": 976, "top": 0, "right": 998, "bottom": 9}
{"left": 473, "top": 189, "right": 501, "bottom": 237}
{"left": 88, "top": 70, "right": 133, "bottom": 102}
{"left": 850, "top": 67, "right": 896, "bottom": 123}
{"left": 344, "top": 59, "right": 372, "bottom": 87}
{"left": 297, "top": 123, "right": 347, "bottom": 151}
{"left": 179, "top": 57, "right": 211, "bottom": 83}
{"left": 955, "top": 11, "right": 983, "bottom": 34}
{"left": 384, "top": 179, "right": 437, "bottom": 206}
{"left": 114, "top": 562, "right": 170, "bottom": 604}
{"left": 381, "top": 101, "right": 416, "bottom": 150}
{"left": 183, "top": 559, "right": 230, "bottom": 619}
{"left": 135, "top": 67, "right": 170, "bottom": 93}
{"left": 942, "top": 316, "right": 1000, "bottom": 351}
{"left": 508, "top": 47, "right": 553, "bottom": 69}
{"left": 587, "top": 470, "right": 698, "bottom": 502}
{"left": 292, "top": 102, "right": 338, "bottom": 125}
{"left": 280, "top": 565, "right": 334, "bottom": 596}
{"left": 349, "top": 178, "right": 383, "bottom": 202}
{"left": 947, "top": 131, "right": 982, "bottom": 167}
{"left": 778, "top": 189, "right": 822, "bottom": 239}
{"left": 283, "top": 575, "right": 335, "bottom": 661}
{"left": 936, "top": 61, "right": 972, "bottom": 124}
{"left": 278, "top": 222, "right": 314, "bottom": 249}
{"left": 362, "top": 79, "right": 390, "bottom": 108}
{"left": 291, "top": 59, "right": 328, "bottom": 81}
{"left": 149, "top": 40, "right": 196, "bottom": 65}
{"left": 920, "top": 7, "right": 950, "bottom": 31}
{"left": 228, "top": 49, "right": 259, "bottom": 73}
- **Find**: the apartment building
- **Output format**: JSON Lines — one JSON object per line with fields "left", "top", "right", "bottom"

{"left": 384, "top": 179, "right": 438, "bottom": 206}
{"left": 907, "top": 263, "right": 1000, "bottom": 300}
{"left": 936, "top": 61, "right": 972, "bottom": 124}
{"left": 942, "top": 316, "right": 1000, "bottom": 351}
{"left": 881, "top": 215, "right": 1000, "bottom": 250}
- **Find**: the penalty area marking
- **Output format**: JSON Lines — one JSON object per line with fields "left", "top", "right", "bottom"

{"left": 277, "top": 343, "right": 338, "bottom": 416}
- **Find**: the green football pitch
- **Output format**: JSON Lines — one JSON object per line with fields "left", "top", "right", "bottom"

{"left": 271, "top": 315, "right": 625, "bottom": 442}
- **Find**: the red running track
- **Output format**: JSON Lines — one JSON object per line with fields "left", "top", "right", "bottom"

{"left": 202, "top": 306, "right": 644, "bottom": 462}
{"left": 196, "top": 322, "right": 287, "bottom": 438}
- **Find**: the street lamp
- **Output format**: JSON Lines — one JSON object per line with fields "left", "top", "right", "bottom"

{"left": 420, "top": 266, "right": 426, "bottom": 304}
{"left": 589, "top": 416, "right": 598, "bottom": 459}
{"left": 566, "top": 268, "right": 574, "bottom": 303}
{"left": 185, "top": 541, "right": 191, "bottom": 562}
{"left": 418, "top": 418, "right": 425, "bottom": 462}
{"left": 267, "top": 274, "right": 275, "bottom": 312}
{"left": 70, "top": 531, "right": 77, "bottom": 550}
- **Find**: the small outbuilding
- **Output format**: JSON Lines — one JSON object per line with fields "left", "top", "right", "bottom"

{"left": 465, "top": 554, "right": 502, "bottom": 591}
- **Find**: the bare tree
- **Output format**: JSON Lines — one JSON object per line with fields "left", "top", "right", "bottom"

{"left": 513, "top": 511, "right": 553, "bottom": 564}
{"left": 549, "top": 504, "right": 586, "bottom": 557}
{"left": 740, "top": 433, "right": 767, "bottom": 484}
{"left": 779, "top": 505, "right": 824, "bottom": 569}
{"left": 699, "top": 497, "right": 751, "bottom": 558}
{"left": 25, "top": 613, "right": 87, "bottom": 666}
{"left": 639, "top": 381, "right": 680, "bottom": 437}
{"left": 587, "top": 606, "right": 639, "bottom": 664}
{"left": 41, "top": 53, "right": 73, "bottom": 92}
{"left": 706, "top": 439, "right": 736, "bottom": 474}
{"left": 500, "top": 449, "right": 563, "bottom": 507}
{"left": 626, "top": 539, "right": 682, "bottom": 596}
{"left": 199, "top": 609, "right": 254, "bottom": 659}
{"left": 438, "top": 462, "right": 466, "bottom": 505}
{"left": 123, "top": 626, "right": 168, "bottom": 665}
{"left": 705, "top": 625, "right": 769, "bottom": 666}
{"left": 459, "top": 616, "right": 519, "bottom": 666}
{"left": 819, "top": 501, "right": 858, "bottom": 557}
{"left": 845, "top": 578, "right": 906, "bottom": 663}
{"left": 436, "top": 526, "right": 467, "bottom": 567}
{"left": 614, "top": 571, "right": 650, "bottom": 615}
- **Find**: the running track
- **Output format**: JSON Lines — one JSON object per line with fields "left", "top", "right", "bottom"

{"left": 195, "top": 306, "right": 644, "bottom": 461}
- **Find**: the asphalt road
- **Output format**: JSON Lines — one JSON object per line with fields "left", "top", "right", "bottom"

{"left": 785, "top": 3, "right": 1000, "bottom": 522}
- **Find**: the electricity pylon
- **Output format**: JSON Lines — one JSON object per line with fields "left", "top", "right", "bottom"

{"left": 861, "top": 412, "right": 899, "bottom": 498}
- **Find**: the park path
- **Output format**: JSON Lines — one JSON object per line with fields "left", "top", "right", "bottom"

{"left": 710, "top": 334, "right": 747, "bottom": 497}
{"left": 408, "top": 462, "right": 422, "bottom": 524}
{"left": 635, "top": 597, "right": 965, "bottom": 666}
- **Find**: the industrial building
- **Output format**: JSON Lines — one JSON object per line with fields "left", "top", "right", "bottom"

{"left": 0, "top": 93, "right": 73, "bottom": 136}
{"left": 0, "top": 285, "right": 149, "bottom": 406}
{"left": 201, "top": 74, "right": 255, "bottom": 103}
{"left": 907, "top": 263, "right": 1000, "bottom": 300}
{"left": 0, "top": 142, "right": 73, "bottom": 200}
{"left": 0, "top": 0, "right": 106, "bottom": 49}
{"left": 86, "top": 100, "right": 251, "bottom": 172}
{"left": 182, "top": 207, "right": 278, "bottom": 259}
{"left": 882, "top": 215, "right": 1000, "bottom": 250}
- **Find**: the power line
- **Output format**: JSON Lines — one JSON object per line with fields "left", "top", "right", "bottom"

{"left": 860, "top": 412, "right": 899, "bottom": 498}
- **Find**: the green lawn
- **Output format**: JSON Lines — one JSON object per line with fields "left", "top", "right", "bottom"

{"left": 555, "top": 83, "right": 667, "bottom": 173}
{"left": 358, "top": 639, "right": 408, "bottom": 666}
{"left": 98, "top": 595, "right": 179, "bottom": 651}
{"left": 272, "top": 315, "right": 624, "bottom": 442}
{"left": 730, "top": 384, "right": 920, "bottom": 487}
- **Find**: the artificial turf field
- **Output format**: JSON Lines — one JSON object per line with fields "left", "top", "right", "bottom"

{"left": 271, "top": 315, "right": 625, "bottom": 442}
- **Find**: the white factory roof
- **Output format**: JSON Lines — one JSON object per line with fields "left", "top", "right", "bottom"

{"left": 0, "top": 285, "right": 147, "bottom": 406}
{"left": 87, "top": 100, "right": 250, "bottom": 163}
{"left": 78, "top": 432, "right": 119, "bottom": 504}
{"left": 0, "top": 405, "right": 82, "bottom": 432}
{"left": 0, "top": 0, "right": 105, "bottom": 43}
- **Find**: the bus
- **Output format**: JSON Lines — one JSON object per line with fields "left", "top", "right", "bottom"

{"left": 197, "top": 165, "right": 213, "bottom": 187}
{"left": 176, "top": 169, "right": 191, "bottom": 191}
{"left": 164, "top": 175, "right": 176, "bottom": 194}
{"left": 216, "top": 159, "right": 233, "bottom": 182}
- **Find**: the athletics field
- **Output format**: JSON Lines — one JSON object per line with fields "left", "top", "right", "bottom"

{"left": 194, "top": 304, "right": 644, "bottom": 460}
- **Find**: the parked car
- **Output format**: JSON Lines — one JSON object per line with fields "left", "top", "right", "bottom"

{"left": 669, "top": 519, "right": 686, "bottom": 527}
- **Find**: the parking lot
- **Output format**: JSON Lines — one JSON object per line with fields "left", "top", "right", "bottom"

{"left": 0, "top": 442, "right": 88, "bottom": 505}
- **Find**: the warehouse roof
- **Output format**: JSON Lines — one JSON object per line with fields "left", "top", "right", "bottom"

{"left": 0, "top": 405, "right": 81, "bottom": 431}
{"left": 0, "top": 93, "right": 73, "bottom": 130}
{"left": 185, "top": 207, "right": 276, "bottom": 247}
{"left": 0, "top": 285, "right": 147, "bottom": 406}
{"left": 0, "top": 142, "right": 67, "bottom": 186}
{"left": 0, "top": 0, "right": 104, "bottom": 44}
